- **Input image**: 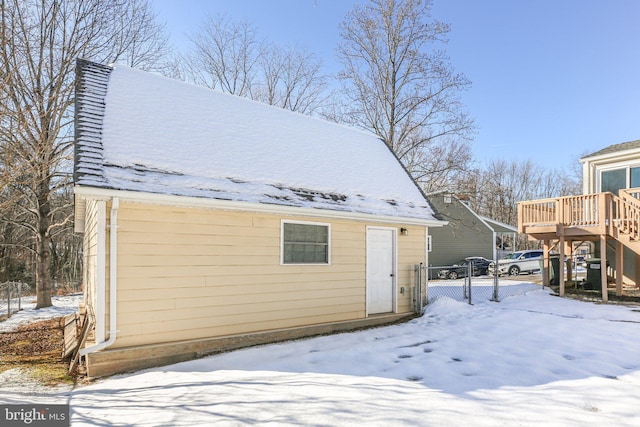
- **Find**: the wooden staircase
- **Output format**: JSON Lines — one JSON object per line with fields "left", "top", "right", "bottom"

{"left": 518, "top": 188, "right": 640, "bottom": 300}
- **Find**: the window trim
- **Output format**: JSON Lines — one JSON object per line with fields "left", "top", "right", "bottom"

{"left": 280, "top": 220, "right": 331, "bottom": 265}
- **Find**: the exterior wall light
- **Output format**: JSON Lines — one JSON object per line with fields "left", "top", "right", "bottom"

{"left": 400, "top": 227, "right": 409, "bottom": 236}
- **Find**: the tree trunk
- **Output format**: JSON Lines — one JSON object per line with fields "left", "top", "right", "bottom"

{"left": 35, "top": 233, "right": 53, "bottom": 308}
{"left": 35, "top": 184, "right": 52, "bottom": 309}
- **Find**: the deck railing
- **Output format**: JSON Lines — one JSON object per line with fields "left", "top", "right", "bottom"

{"left": 519, "top": 189, "right": 640, "bottom": 242}
{"left": 621, "top": 187, "right": 640, "bottom": 202}
{"left": 561, "top": 193, "right": 603, "bottom": 227}
{"left": 518, "top": 197, "right": 559, "bottom": 228}
{"left": 518, "top": 194, "right": 605, "bottom": 230}
{"left": 613, "top": 190, "right": 640, "bottom": 241}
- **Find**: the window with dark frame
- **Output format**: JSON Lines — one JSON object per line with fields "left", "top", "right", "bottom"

{"left": 282, "top": 222, "right": 329, "bottom": 264}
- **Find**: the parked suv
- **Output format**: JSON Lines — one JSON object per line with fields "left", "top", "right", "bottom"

{"left": 489, "top": 250, "right": 543, "bottom": 276}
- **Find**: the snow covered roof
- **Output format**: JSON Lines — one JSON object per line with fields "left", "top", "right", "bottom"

{"left": 74, "top": 59, "right": 436, "bottom": 221}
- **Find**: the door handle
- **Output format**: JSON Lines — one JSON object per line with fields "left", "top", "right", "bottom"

{"left": 390, "top": 274, "right": 394, "bottom": 277}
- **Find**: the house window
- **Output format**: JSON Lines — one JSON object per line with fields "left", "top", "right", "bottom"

{"left": 600, "top": 166, "right": 640, "bottom": 195}
{"left": 601, "top": 169, "right": 626, "bottom": 194}
{"left": 282, "top": 221, "right": 330, "bottom": 264}
{"left": 631, "top": 167, "right": 640, "bottom": 188}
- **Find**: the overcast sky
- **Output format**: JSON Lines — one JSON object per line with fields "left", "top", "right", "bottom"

{"left": 152, "top": 0, "right": 640, "bottom": 171}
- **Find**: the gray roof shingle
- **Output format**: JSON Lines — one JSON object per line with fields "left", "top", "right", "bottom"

{"left": 74, "top": 59, "right": 112, "bottom": 185}
{"left": 582, "top": 139, "right": 640, "bottom": 160}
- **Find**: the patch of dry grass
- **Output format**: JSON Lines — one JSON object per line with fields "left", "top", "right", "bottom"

{"left": 0, "top": 318, "right": 76, "bottom": 385}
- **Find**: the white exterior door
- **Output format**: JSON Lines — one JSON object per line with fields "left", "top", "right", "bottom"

{"left": 366, "top": 228, "right": 395, "bottom": 314}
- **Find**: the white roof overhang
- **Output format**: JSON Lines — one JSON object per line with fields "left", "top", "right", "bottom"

{"left": 74, "top": 185, "right": 447, "bottom": 228}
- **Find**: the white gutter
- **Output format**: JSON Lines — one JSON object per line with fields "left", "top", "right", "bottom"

{"left": 74, "top": 186, "right": 447, "bottom": 228}
{"left": 80, "top": 197, "right": 120, "bottom": 356}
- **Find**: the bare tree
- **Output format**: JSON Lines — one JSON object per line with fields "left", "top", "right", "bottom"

{"left": 161, "top": 54, "right": 188, "bottom": 81}
{"left": 0, "top": 0, "right": 170, "bottom": 308}
{"left": 0, "top": 158, "right": 33, "bottom": 284}
{"left": 476, "top": 159, "right": 543, "bottom": 226}
{"left": 460, "top": 158, "right": 581, "bottom": 227}
{"left": 404, "top": 136, "right": 472, "bottom": 193}
{"left": 336, "top": 0, "right": 474, "bottom": 188}
{"left": 186, "top": 14, "right": 260, "bottom": 96}
{"left": 108, "top": 0, "right": 171, "bottom": 71}
{"left": 254, "top": 43, "right": 327, "bottom": 114}
{"left": 186, "top": 14, "right": 328, "bottom": 114}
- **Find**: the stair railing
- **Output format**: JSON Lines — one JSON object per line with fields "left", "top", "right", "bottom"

{"left": 611, "top": 192, "right": 640, "bottom": 241}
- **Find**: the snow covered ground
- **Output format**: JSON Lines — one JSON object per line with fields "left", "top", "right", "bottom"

{"left": 0, "top": 293, "right": 82, "bottom": 332}
{"left": 2, "top": 285, "right": 640, "bottom": 426}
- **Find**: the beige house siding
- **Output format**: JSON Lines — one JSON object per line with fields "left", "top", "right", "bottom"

{"left": 92, "top": 202, "right": 426, "bottom": 349}
{"left": 396, "top": 227, "right": 427, "bottom": 313}
{"left": 82, "top": 199, "right": 102, "bottom": 329}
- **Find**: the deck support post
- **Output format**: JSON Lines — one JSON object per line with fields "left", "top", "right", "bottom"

{"left": 616, "top": 241, "right": 623, "bottom": 296}
{"left": 635, "top": 254, "right": 640, "bottom": 290}
{"left": 559, "top": 234, "right": 565, "bottom": 296}
{"left": 600, "top": 235, "right": 609, "bottom": 302}
{"left": 542, "top": 240, "right": 551, "bottom": 288}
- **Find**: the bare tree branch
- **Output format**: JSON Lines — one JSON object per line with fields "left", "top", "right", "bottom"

{"left": 0, "top": 0, "right": 171, "bottom": 307}
{"left": 184, "top": 14, "right": 328, "bottom": 115}
{"left": 336, "top": 0, "right": 475, "bottom": 191}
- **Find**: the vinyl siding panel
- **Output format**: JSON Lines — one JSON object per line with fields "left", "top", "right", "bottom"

{"left": 106, "top": 202, "right": 426, "bottom": 349}
{"left": 396, "top": 226, "right": 427, "bottom": 313}
{"left": 82, "top": 199, "right": 100, "bottom": 314}
{"left": 428, "top": 196, "right": 494, "bottom": 267}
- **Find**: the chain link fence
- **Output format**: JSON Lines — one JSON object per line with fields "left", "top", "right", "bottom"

{"left": 0, "top": 281, "right": 31, "bottom": 320}
{"left": 414, "top": 261, "right": 542, "bottom": 309}
{"left": 426, "top": 262, "right": 498, "bottom": 304}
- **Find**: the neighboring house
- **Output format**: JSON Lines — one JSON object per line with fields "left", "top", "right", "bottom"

{"left": 519, "top": 139, "right": 640, "bottom": 301}
{"left": 427, "top": 192, "right": 517, "bottom": 269}
{"left": 73, "top": 60, "right": 445, "bottom": 377}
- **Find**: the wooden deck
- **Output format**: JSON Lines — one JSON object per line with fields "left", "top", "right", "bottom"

{"left": 518, "top": 188, "right": 640, "bottom": 301}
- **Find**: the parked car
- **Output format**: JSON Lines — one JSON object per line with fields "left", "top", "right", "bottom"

{"left": 465, "top": 257, "right": 492, "bottom": 275}
{"left": 437, "top": 257, "right": 491, "bottom": 279}
{"left": 488, "top": 250, "right": 543, "bottom": 276}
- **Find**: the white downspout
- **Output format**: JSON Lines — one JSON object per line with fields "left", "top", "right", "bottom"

{"left": 80, "top": 197, "right": 119, "bottom": 356}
